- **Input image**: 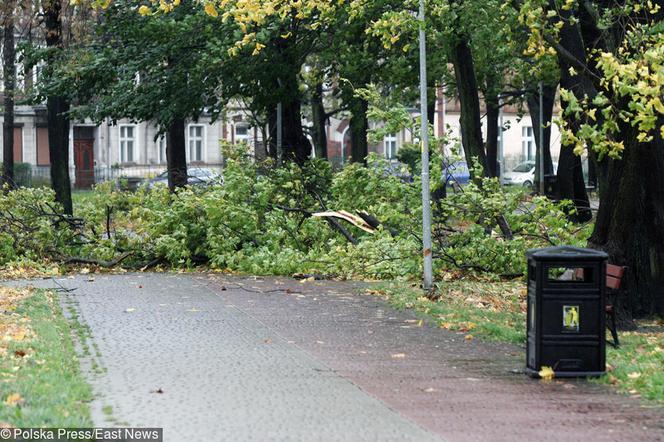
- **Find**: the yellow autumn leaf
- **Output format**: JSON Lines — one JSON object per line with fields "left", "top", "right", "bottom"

{"left": 5, "top": 393, "right": 22, "bottom": 406}
{"left": 205, "top": 3, "right": 219, "bottom": 18}
{"left": 627, "top": 372, "right": 641, "bottom": 379}
{"left": 539, "top": 366, "right": 555, "bottom": 380}
{"left": 252, "top": 43, "right": 265, "bottom": 56}
{"left": 653, "top": 97, "right": 664, "bottom": 114}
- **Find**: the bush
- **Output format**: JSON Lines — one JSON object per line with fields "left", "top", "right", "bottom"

{"left": 0, "top": 155, "right": 592, "bottom": 281}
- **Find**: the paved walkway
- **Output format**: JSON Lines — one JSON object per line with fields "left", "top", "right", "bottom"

{"left": 19, "top": 274, "right": 664, "bottom": 441}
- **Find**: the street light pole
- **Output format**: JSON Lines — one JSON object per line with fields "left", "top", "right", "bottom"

{"left": 419, "top": 0, "right": 433, "bottom": 291}
{"left": 277, "top": 102, "right": 283, "bottom": 167}
{"left": 538, "top": 81, "right": 544, "bottom": 195}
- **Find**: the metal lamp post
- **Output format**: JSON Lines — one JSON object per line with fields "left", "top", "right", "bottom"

{"left": 539, "top": 81, "right": 544, "bottom": 194}
{"left": 419, "top": 0, "right": 433, "bottom": 290}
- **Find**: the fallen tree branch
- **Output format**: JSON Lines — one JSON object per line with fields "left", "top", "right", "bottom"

{"left": 64, "top": 251, "right": 134, "bottom": 268}
{"left": 312, "top": 210, "right": 376, "bottom": 233}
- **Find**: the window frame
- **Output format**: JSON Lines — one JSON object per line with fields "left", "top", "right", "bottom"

{"left": 187, "top": 124, "right": 206, "bottom": 163}
{"left": 234, "top": 124, "right": 250, "bottom": 145}
{"left": 119, "top": 124, "right": 138, "bottom": 164}
{"left": 522, "top": 126, "right": 535, "bottom": 161}
{"left": 384, "top": 133, "right": 398, "bottom": 159}
{"left": 157, "top": 136, "right": 167, "bottom": 165}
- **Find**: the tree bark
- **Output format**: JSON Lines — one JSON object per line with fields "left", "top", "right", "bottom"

{"left": 267, "top": 105, "right": 278, "bottom": 160}
{"left": 46, "top": 96, "right": 72, "bottom": 214}
{"left": 450, "top": 38, "right": 487, "bottom": 177}
{"left": 427, "top": 85, "right": 436, "bottom": 127}
{"left": 555, "top": 13, "right": 592, "bottom": 222}
{"left": 485, "top": 96, "right": 499, "bottom": 178}
{"left": 552, "top": 2, "right": 664, "bottom": 318}
{"left": 556, "top": 142, "right": 591, "bottom": 222}
{"left": 349, "top": 96, "right": 369, "bottom": 164}
{"left": 587, "top": 154, "right": 597, "bottom": 188}
{"left": 589, "top": 128, "right": 664, "bottom": 318}
{"left": 279, "top": 71, "right": 310, "bottom": 165}
{"left": 2, "top": 3, "right": 16, "bottom": 190}
{"left": 166, "top": 117, "right": 187, "bottom": 191}
{"left": 527, "top": 83, "right": 556, "bottom": 190}
{"left": 44, "top": 0, "right": 73, "bottom": 214}
{"left": 311, "top": 81, "right": 328, "bottom": 159}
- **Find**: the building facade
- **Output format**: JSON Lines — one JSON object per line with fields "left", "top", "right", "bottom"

{"left": 0, "top": 102, "right": 263, "bottom": 188}
{"left": 2, "top": 86, "right": 563, "bottom": 187}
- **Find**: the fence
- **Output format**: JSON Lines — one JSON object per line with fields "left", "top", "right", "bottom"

{"left": 12, "top": 163, "right": 224, "bottom": 188}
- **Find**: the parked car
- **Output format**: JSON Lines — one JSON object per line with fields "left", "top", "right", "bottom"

{"left": 501, "top": 161, "right": 558, "bottom": 187}
{"left": 146, "top": 167, "right": 222, "bottom": 189}
{"left": 443, "top": 160, "right": 470, "bottom": 186}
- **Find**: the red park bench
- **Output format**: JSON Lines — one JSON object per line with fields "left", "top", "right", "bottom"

{"left": 575, "top": 264, "right": 626, "bottom": 347}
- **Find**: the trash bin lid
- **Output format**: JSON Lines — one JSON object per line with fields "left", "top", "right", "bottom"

{"left": 526, "top": 246, "right": 608, "bottom": 262}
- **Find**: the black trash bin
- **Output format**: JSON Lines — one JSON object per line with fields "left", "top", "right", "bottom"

{"left": 543, "top": 174, "right": 558, "bottom": 199}
{"left": 526, "top": 246, "right": 608, "bottom": 378}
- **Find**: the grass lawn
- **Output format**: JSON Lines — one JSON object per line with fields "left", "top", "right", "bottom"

{"left": 0, "top": 287, "right": 92, "bottom": 427}
{"left": 72, "top": 190, "right": 96, "bottom": 207}
{"left": 377, "top": 279, "right": 664, "bottom": 406}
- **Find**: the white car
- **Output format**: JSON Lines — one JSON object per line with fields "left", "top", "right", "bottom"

{"left": 501, "top": 161, "right": 557, "bottom": 187}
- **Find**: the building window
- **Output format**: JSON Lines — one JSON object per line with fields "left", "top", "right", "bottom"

{"left": 522, "top": 126, "right": 535, "bottom": 161}
{"left": 188, "top": 125, "right": 204, "bottom": 162}
{"left": 234, "top": 125, "right": 249, "bottom": 145}
{"left": 157, "top": 137, "right": 167, "bottom": 164}
{"left": 36, "top": 127, "right": 50, "bottom": 166}
{"left": 119, "top": 125, "right": 136, "bottom": 163}
{"left": 13, "top": 127, "right": 23, "bottom": 163}
{"left": 384, "top": 134, "right": 397, "bottom": 159}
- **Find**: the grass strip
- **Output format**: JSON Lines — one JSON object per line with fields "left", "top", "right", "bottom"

{"left": 0, "top": 287, "right": 93, "bottom": 427}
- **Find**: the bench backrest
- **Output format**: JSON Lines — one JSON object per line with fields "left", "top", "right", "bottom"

{"left": 606, "top": 264, "right": 626, "bottom": 290}
{"left": 572, "top": 264, "right": 626, "bottom": 290}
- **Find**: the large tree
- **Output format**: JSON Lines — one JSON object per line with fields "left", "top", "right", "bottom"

{"left": 519, "top": 0, "right": 664, "bottom": 318}
{"left": 1, "top": 0, "right": 17, "bottom": 190}
{"left": 43, "top": 0, "right": 73, "bottom": 214}
{"left": 46, "top": 0, "right": 228, "bottom": 190}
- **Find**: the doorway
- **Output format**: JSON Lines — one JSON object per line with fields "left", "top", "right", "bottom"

{"left": 74, "top": 138, "right": 95, "bottom": 189}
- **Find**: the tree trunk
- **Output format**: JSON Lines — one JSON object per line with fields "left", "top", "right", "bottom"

{"left": 278, "top": 72, "right": 310, "bottom": 165}
{"left": 450, "top": 38, "right": 487, "bottom": 177}
{"left": 267, "top": 105, "right": 278, "bottom": 160}
{"left": 555, "top": 14, "right": 592, "bottom": 221}
{"left": 311, "top": 82, "right": 328, "bottom": 159}
{"left": 589, "top": 129, "right": 664, "bottom": 319}
{"left": 44, "top": 0, "right": 72, "bottom": 214}
{"left": 166, "top": 118, "right": 187, "bottom": 192}
{"left": 427, "top": 85, "right": 436, "bottom": 127}
{"left": 46, "top": 96, "right": 73, "bottom": 214}
{"left": 552, "top": 2, "right": 664, "bottom": 320}
{"left": 349, "top": 97, "right": 368, "bottom": 164}
{"left": 527, "top": 83, "right": 556, "bottom": 190}
{"left": 2, "top": 4, "right": 16, "bottom": 190}
{"left": 556, "top": 143, "right": 591, "bottom": 221}
{"left": 587, "top": 154, "right": 597, "bottom": 188}
{"left": 485, "top": 96, "right": 499, "bottom": 178}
